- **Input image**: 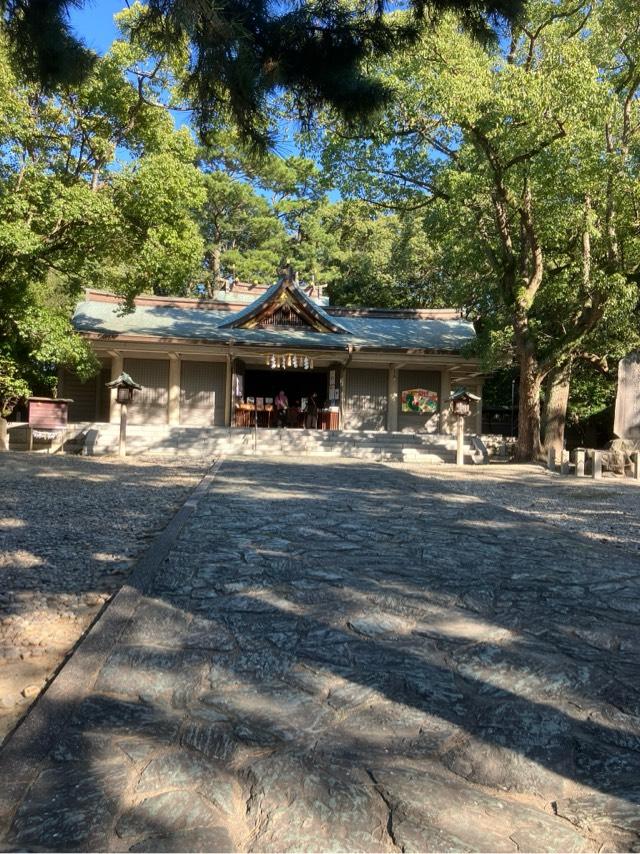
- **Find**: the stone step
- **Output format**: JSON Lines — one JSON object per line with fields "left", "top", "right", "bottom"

{"left": 17, "top": 421, "right": 475, "bottom": 464}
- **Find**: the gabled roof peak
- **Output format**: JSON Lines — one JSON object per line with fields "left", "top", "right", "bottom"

{"left": 218, "top": 273, "right": 350, "bottom": 334}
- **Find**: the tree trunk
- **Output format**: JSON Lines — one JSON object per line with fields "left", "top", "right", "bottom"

{"left": 0, "top": 417, "right": 8, "bottom": 452}
{"left": 543, "top": 360, "right": 571, "bottom": 455}
{"left": 204, "top": 245, "right": 221, "bottom": 298}
{"left": 515, "top": 349, "right": 543, "bottom": 461}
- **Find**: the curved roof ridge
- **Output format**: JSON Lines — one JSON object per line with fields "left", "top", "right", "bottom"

{"left": 218, "top": 277, "right": 350, "bottom": 334}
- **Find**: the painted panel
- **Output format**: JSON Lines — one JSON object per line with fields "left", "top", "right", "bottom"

{"left": 401, "top": 388, "right": 439, "bottom": 414}
{"left": 398, "top": 370, "right": 441, "bottom": 432}
{"left": 180, "top": 361, "right": 226, "bottom": 426}
{"left": 123, "top": 358, "right": 169, "bottom": 425}
{"left": 345, "top": 368, "right": 388, "bottom": 431}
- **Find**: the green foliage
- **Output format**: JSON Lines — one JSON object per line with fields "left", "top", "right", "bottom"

{"left": 0, "top": 21, "right": 204, "bottom": 413}
{"left": 2, "top": 0, "right": 523, "bottom": 149}
{"left": 2, "top": 0, "right": 96, "bottom": 90}
{"left": 0, "top": 357, "right": 30, "bottom": 418}
{"left": 112, "top": 130, "right": 206, "bottom": 303}
{"left": 196, "top": 149, "right": 337, "bottom": 291}
{"left": 0, "top": 279, "right": 100, "bottom": 412}
{"left": 567, "top": 365, "right": 616, "bottom": 426}
{"left": 318, "top": 0, "right": 640, "bottom": 452}
{"left": 324, "top": 201, "right": 447, "bottom": 307}
{"left": 197, "top": 170, "right": 287, "bottom": 289}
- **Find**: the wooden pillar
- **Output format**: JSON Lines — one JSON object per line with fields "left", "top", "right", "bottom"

{"left": 224, "top": 353, "right": 233, "bottom": 428}
{"left": 387, "top": 365, "right": 399, "bottom": 433}
{"left": 591, "top": 449, "right": 602, "bottom": 480}
{"left": 575, "top": 448, "right": 586, "bottom": 477}
{"left": 168, "top": 353, "right": 181, "bottom": 426}
{"left": 633, "top": 451, "right": 640, "bottom": 481}
{"left": 109, "top": 353, "right": 123, "bottom": 424}
{"left": 94, "top": 370, "right": 102, "bottom": 422}
{"left": 439, "top": 369, "right": 451, "bottom": 434}
{"left": 339, "top": 367, "right": 347, "bottom": 429}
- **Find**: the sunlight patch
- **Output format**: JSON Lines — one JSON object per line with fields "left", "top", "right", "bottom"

{"left": 0, "top": 550, "right": 43, "bottom": 569}
{"left": 0, "top": 518, "right": 26, "bottom": 529}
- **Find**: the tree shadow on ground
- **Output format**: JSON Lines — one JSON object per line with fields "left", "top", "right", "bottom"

{"left": 1, "top": 457, "right": 640, "bottom": 852}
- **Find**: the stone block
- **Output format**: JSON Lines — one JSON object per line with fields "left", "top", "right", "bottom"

{"left": 116, "top": 791, "right": 219, "bottom": 840}
{"left": 246, "top": 755, "right": 390, "bottom": 853}
{"left": 70, "top": 694, "right": 180, "bottom": 741}
{"left": 370, "top": 766, "right": 591, "bottom": 853}
{"left": 180, "top": 719, "right": 238, "bottom": 762}
{"left": 614, "top": 352, "right": 640, "bottom": 439}
{"left": 137, "top": 752, "right": 239, "bottom": 816}
{"left": 95, "top": 646, "right": 208, "bottom": 701}
{"left": 129, "top": 826, "right": 235, "bottom": 852}
{"left": 10, "top": 762, "right": 130, "bottom": 850}
{"left": 555, "top": 790, "right": 640, "bottom": 843}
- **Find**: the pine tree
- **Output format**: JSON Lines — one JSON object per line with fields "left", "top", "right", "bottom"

{"left": 2, "top": 0, "right": 523, "bottom": 148}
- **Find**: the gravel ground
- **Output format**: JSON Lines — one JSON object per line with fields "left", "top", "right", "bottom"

{"left": 0, "top": 453, "right": 208, "bottom": 742}
{"left": 404, "top": 462, "right": 640, "bottom": 554}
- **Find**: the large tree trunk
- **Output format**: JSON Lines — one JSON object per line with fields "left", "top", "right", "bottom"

{"left": 204, "top": 245, "right": 222, "bottom": 298}
{"left": 543, "top": 360, "right": 571, "bottom": 455}
{"left": 0, "top": 417, "right": 8, "bottom": 452}
{"left": 515, "top": 349, "right": 543, "bottom": 461}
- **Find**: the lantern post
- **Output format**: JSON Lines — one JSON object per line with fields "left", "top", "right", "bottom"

{"left": 449, "top": 388, "right": 481, "bottom": 466}
{"left": 105, "top": 373, "right": 142, "bottom": 457}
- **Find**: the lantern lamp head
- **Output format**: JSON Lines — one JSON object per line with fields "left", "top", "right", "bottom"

{"left": 106, "top": 372, "right": 142, "bottom": 405}
{"left": 449, "top": 387, "right": 480, "bottom": 416}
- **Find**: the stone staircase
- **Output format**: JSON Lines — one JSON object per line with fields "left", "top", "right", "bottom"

{"left": 34, "top": 422, "right": 474, "bottom": 463}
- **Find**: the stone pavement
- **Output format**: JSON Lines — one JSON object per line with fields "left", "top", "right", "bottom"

{"left": 0, "top": 455, "right": 206, "bottom": 742}
{"left": 1, "top": 458, "right": 639, "bottom": 852}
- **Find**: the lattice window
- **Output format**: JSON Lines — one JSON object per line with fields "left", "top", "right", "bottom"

{"left": 259, "top": 304, "right": 312, "bottom": 327}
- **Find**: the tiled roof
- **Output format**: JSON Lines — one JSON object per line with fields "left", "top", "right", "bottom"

{"left": 74, "top": 297, "right": 476, "bottom": 353}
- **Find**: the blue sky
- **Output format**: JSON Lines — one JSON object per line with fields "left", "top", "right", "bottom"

{"left": 67, "top": 1, "right": 300, "bottom": 159}
{"left": 68, "top": 0, "right": 122, "bottom": 54}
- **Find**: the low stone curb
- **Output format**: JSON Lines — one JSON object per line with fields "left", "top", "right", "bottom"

{"left": 0, "top": 457, "right": 225, "bottom": 838}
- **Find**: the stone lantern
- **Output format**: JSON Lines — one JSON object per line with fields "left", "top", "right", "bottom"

{"left": 106, "top": 372, "right": 141, "bottom": 457}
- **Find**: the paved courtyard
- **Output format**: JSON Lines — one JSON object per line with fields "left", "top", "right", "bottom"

{"left": 1, "top": 457, "right": 639, "bottom": 852}
{"left": 0, "top": 455, "right": 207, "bottom": 741}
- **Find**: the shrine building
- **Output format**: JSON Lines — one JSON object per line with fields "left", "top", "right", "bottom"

{"left": 62, "top": 274, "right": 483, "bottom": 434}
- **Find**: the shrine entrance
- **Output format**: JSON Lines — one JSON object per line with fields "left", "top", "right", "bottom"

{"left": 246, "top": 369, "right": 328, "bottom": 409}
{"left": 238, "top": 368, "right": 329, "bottom": 428}
{"left": 233, "top": 363, "right": 341, "bottom": 429}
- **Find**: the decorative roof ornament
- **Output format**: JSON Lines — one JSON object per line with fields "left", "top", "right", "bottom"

{"left": 219, "top": 271, "right": 350, "bottom": 334}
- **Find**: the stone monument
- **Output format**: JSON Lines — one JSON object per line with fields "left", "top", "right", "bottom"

{"left": 614, "top": 352, "right": 640, "bottom": 439}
